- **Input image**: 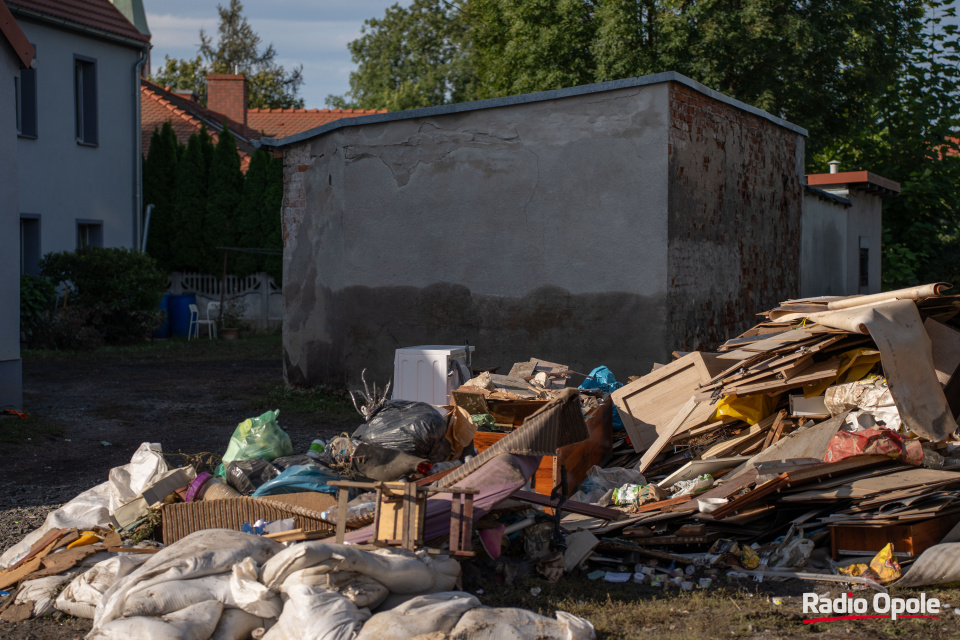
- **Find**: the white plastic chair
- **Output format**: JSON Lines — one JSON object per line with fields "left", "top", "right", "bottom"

{"left": 205, "top": 301, "right": 220, "bottom": 339}
{"left": 188, "top": 303, "right": 217, "bottom": 340}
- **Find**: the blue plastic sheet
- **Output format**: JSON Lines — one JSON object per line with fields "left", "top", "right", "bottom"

{"left": 579, "top": 366, "right": 624, "bottom": 430}
{"left": 251, "top": 464, "right": 341, "bottom": 497}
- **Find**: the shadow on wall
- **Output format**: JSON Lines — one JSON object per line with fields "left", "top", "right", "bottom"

{"left": 283, "top": 282, "right": 673, "bottom": 389}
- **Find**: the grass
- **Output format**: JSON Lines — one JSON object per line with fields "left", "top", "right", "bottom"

{"left": 0, "top": 410, "right": 65, "bottom": 444}
{"left": 22, "top": 331, "right": 284, "bottom": 363}
{"left": 245, "top": 384, "right": 358, "bottom": 424}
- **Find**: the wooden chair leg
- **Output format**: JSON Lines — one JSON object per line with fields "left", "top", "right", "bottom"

{"left": 335, "top": 487, "right": 348, "bottom": 544}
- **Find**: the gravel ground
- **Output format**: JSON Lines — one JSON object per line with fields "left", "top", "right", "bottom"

{"left": 0, "top": 336, "right": 354, "bottom": 639}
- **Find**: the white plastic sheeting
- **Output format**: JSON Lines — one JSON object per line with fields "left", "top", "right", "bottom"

{"left": 0, "top": 443, "right": 168, "bottom": 570}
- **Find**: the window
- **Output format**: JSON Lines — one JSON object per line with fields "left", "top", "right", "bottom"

{"left": 16, "top": 49, "right": 37, "bottom": 138}
{"left": 20, "top": 216, "right": 40, "bottom": 276}
{"left": 859, "top": 236, "right": 870, "bottom": 291}
{"left": 77, "top": 220, "right": 103, "bottom": 249}
{"left": 74, "top": 56, "right": 97, "bottom": 145}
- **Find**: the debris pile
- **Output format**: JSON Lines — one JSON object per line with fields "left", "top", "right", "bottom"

{"left": 2, "top": 283, "right": 960, "bottom": 635}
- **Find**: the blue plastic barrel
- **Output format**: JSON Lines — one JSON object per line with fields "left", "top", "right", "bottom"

{"left": 153, "top": 293, "right": 172, "bottom": 338}
{"left": 167, "top": 293, "right": 197, "bottom": 338}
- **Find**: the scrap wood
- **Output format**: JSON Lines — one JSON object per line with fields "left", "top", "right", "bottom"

{"left": 5, "top": 528, "right": 68, "bottom": 572}
{"left": 729, "top": 569, "right": 887, "bottom": 592}
{"left": 761, "top": 410, "right": 788, "bottom": 450}
{"left": 511, "top": 490, "right": 622, "bottom": 521}
{"left": 637, "top": 397, "right": 715, "bottom": 473}
{"left": 597, "top": 538, "right": 701, "bottom": 565}
{"left": 664, "top": 469, "right": 760, "bottom": 513}
{"left": 710, "top": 474, "right": 789, "bottom": 520}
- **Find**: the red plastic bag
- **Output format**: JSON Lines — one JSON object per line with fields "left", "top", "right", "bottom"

{"left": 822, "top": 427, "right": 923, "bottom": 466}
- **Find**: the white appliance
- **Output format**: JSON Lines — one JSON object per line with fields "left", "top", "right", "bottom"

{"left": 392, "top": 345, "right": 476, "bottom": 406}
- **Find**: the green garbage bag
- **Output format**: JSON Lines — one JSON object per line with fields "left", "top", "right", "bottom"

{"left": 218, "top": 410, "right": 292, "bottom": 476}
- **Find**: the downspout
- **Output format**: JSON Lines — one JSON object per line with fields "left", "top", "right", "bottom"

{"left": 133, "top": 47, "right": 148, "bottom": 250}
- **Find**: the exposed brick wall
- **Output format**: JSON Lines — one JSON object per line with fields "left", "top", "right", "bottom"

{"left": 280, "top": 146, "right": 312, "bottom": 248}
{"left": 667, "top": 82, "right": 804, "bottom": 351}
{"left": 207, "top": 74, "right": 247, "bottom": 127}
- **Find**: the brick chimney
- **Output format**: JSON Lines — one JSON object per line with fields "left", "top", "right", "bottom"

{"left": 206, "top": 74, "right": 247, "bottom": 126}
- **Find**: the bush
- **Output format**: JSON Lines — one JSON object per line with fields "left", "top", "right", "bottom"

{"left": 19, "top": 274, "right": 56, "bottom": 341}
{"left": 39, "top": 247, "right": 168, "bottom": 345}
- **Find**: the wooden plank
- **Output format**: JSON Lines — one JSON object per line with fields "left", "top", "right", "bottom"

{"left": 511, "top": 490, "right": 623, "bottom": 521}
{"left": 710, "top": 474, "right": 789, "bottom": 519}
{"left": 637, "top": 398, "right": 714, "bottom": 473}
{"left": 612, "top": 352, "right": 726, "bottom": 453}
{"left": 699, "top": 413, "right": 776, "bottom": 459}
{"left": 724, "top": 357, "right": 840, "bottom": 395}
{"left": 762, "top": 410, "right": 788, "bottom": 450}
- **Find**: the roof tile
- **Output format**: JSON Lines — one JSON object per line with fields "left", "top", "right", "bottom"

{"left": 247, "top": 107, "right": 387, "bottom": 139}
{"left": 7, "top": 0, "right": 149, "bottom": 44}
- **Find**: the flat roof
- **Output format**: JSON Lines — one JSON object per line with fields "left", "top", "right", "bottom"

{"left": 256, "top": 71, "right": 808, "bottom": 149}
{"left": 807, "top": 171, "right": 900, "bottom": 197}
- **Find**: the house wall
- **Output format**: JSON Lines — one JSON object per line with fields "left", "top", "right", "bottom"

{"left": 282, "top": 84, "right": 672, "bottom": 387}
{"left": 16, "top": 19, "right": 140, "bottom": 256}
{"left": 666, "top": 84, "right": 805, "bottom": 351}
{"left": 799, "top": 189, "right": 882, "bottom": 297}
{"left": 0, "top": 46, "right": 22, "bottom": 409}
{"left": 799, "top": 194, "right": 849, "bottom": 297}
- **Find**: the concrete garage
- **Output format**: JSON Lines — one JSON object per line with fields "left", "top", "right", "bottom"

{"left": 261, "top": 72, "right": 807, "bottom": 388}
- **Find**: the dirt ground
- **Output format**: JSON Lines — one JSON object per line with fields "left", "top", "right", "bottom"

{"left": 1, "top": 334, "right": 958, "bottom": 640}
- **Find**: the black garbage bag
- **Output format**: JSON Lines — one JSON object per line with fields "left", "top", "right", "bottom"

{"left": 352, "top": 400, "right": 452, "bottom": 462}
{"left": 352, "top": 442, "right": 431, "bottom": 481}
{"left": 226, "top": 458, "right": 280, "bottom": 495}
{"left": 271, "top": 454, "right": 316, "bottom": 471}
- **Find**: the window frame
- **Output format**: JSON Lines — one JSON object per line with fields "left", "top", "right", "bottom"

{"left": 17, "top": 46, "right": 37, "bottom": 139}
{"left": 20, "top": 214, "right": 41, "bottom": 276}
{"left": 76, "top": 218, "right": 103, "bottom": 249}
{"left": 73, "top": 54, "right": 98, "bottom": 147}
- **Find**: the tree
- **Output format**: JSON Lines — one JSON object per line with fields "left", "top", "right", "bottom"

{"left": 814, "top": 0, "right": 960, "bottom": 289}
{"left": 333, "top": 0, "right": 926, "bottom": 155}
{"left": 261, "top": 154, "right": 284, "bottom": 284}
{"left": 326, "top": 0, "right": 476, "bottom": 111}
{"left": 170, "top": 131, "right": 211, "bottom": 272}
{"left": 204, "top": 127, "right": 244, "bottom": 274}
{"left": 143, "top": 122, "right": 181, "bottom": 270}
{"left": 150, "top": 0, "right": 304, "bottom": 109}
{"left": 233, "top": 149, "right": 270, "bottom": 276}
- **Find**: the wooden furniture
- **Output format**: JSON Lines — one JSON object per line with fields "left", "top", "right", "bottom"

{"left": 471, "top": 395, "right": 613, "bottom": 496}
{"left": 612, "top": 352, "right": 726, "bottom": 452}
{"left": 830, "top": 513, "right": 960, "bottom": 559}
{"left": 328, "top": 480, "right": 478, "bottom": 556}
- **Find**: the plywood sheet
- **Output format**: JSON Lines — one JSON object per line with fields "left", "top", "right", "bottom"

{"left": 612, "top": 352, "right": 725, "bottom": 452}
{"left": 924, "top": 317, "right": 960, "bottom": 387}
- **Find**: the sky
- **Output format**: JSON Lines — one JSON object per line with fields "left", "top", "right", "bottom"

{"left": 141, "top": 0, "right": 411, "bottom": 108}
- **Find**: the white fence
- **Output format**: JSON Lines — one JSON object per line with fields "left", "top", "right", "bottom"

{"left": 166, "top": 272, "right": 282, "bottom": 329}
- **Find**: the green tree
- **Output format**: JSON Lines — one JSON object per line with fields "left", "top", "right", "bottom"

{"left": 326, "top": 0, "right": 476, "bottom": 110}
{"left": 150, "top": 0, "right": 304, "bottom": 109}
{"left": 261, "top": 154, "right": 284, "bottom": 284}
{"left": 233, "top": 148, "right": 270, "bottom": 276}
{"left": 170, "top": 132, "right": 210, "bottom": 272}
{"left": 334, "top": 0, "right": 925, "bottom": 155}
{"left": 814, "top": 0, "right": 960, "bottom": 289}
{"left": 204, "top": 127, "right": 244, "bottom": 274}
{"left": 143, "top": 122, "right": 181, "bottom": 270}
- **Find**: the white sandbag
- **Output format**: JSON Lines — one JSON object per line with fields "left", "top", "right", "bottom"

{"left": 281, "top": 568, "right": 388, "bottom": 609}
{"left": 450, "top": 608, "right": 596, "bottom": 640}
{"left": 211, "top": 608, "right": 274, "bottom": 640}
{"left": 356, "top": 592, "right": 480, "bottom": 640}
{"left": 89, "top": 600, "right": 223, "bottom": 640}
{"left": 16, "top": 571, "right": 82, "bottom": 618}
{"left": 107, "top": 442, "right": 168, "bottom": 512}
{"left": 94, "top": 530, "right": 280, "bottom": 629}
{"left": 1, "top": 442, "right": 168, "bottom": 569}
{"left": 262, "top": 584, "right": 369, "bottom": 640}
{"left": 230, "top": 557, "right": 283, "bottom": 618}
{"left": 120, "top": 573, "right": 233, "bottom": 617}
{"left": 56, "top": 554, "right": 149, "bottom": 619}
{"left": 261, "top": 542, "right": 459, "bottom": 594}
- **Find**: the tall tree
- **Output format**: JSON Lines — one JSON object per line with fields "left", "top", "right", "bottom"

{"left": 261, "top": 154, "right": 284, "bottom": 284}
{"left": 333, "top": 0, "right": 925, "bottom": 155}
{"left": 814, "top": 0, "right": 960, "bottom": 289}
{"left": 151, "top": 0, "right": 304, "bottom": 109}
{"left": 233, "top": 148, "right": 270, "bottom": 277}
{"left": 170, "top": 132, "right": 211, "bottom": 272}
{"left": 204, "top": 127, "right": 244, "bottom": 274}
{"left": 143, "top": 122, "right": 181, "bottom": 270}
{"left": 327, "top": 0, "right": 476, "bottom": 111}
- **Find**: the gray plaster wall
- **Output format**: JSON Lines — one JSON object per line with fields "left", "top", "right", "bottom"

{"left": 799, "top": 194, "right": 849, "bottom": 298}
{"left": 16, "top": 19, "right": 140, "bottom": 255}
{"left": 799, "top": 189, "right": 882, "bottom": 297}
{"left": 0, "top": 45, "right": 22, "bottom": 408}
{"left": 283, "top": 84, "right": 672, "bottom": 387}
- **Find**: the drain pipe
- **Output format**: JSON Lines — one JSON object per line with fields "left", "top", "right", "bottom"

{"left": 141, "top": 204, "right": 154, "bottom": 252}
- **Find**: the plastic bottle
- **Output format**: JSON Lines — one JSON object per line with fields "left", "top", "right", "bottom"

{"left": 306, "top": 439, "right": 325, "bottom": 459}
{"left": 321, "top": 501, "right": 377, "bottom": 523}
